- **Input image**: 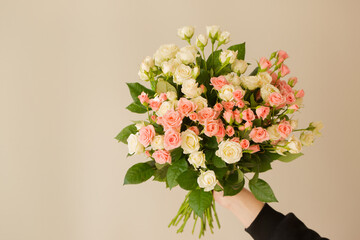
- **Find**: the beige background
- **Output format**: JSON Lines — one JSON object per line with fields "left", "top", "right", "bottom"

{"left": 1, "top": 0, "right": 360, "bottom": 239}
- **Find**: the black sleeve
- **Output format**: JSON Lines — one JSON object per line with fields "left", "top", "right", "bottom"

{"left": 244, "top": 203, "right": 329, "bottom": 240}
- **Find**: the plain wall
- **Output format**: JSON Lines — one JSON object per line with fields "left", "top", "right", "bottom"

{"left": 1, "top": 0, "right": 359, "bottom": 239}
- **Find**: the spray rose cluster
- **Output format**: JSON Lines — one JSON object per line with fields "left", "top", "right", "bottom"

{"left": 116, "top": 25, "right": 323, "bottom": 238}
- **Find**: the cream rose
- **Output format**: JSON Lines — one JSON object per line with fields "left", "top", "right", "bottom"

{"left": 188, "top": 151, "right": 206, "bottom": 168}
{"left": 127, "top": 134, "right": 145, "bottom": 155}
{"left": 140, "top": 56, "right": 155, "bottom": 73}
{"left": 267, "top": 125, "right": 281, "bottom": 141}
{"left": 156, "top": 101, "right": 175, "bottom": 117}
{"left": 138, "top": 70, "right": 149, "bottom": 81}
{"left": 191, "top": 96, "right": 208, "bottom": 111}
{"left": 181, "top": 79, "right": 202, "bottom": 98}
{"left": 219, "top": 84, "right": 235, "bottom": 101}
{"left": 181, "top": 129, "right": 201, "bottom": 154}
{"left": 300, "top": 132, "right": 315, "bottom": 146}
{"left": 309, "top": 121, "right": 323, "bottom": 136}
{"left": 219, "top": 50, "right": 237, "bottom": 64}
{"left": 166, "top": 91, "right": 178, "bottom": 101}
{"left": 287, "top": 135, "right": 302, "bottom": 154}
{"left": 218, "top": 31, "right": 230, "bottom": 44}
{"left": 176, "top": 45, "right": 197, "bottom": 64}
{"left": 289, "top": 119, "right": 298, "bottom": 129}
{"left": 258, "top": 72, "right": 272, "bottom": 85}
{"left": 215, "top": 139, "right": 242, "bottom": 164}
{"left": 240, "top": 75, "right": 261, "bottom": 90}
{"left": 231, "top": 59, "right": 248, "bottom": 74}
{"left": 196, "top": 34, "right": 208, "bottom": 48}
{"left": 225, "top": 72, "right": 241, "bottom": 86}
{"left": 154, "top": 44, "right": 180, "bottom": 66}
{"left": 197, "top": 170, "right": 217, "bottom": 192}
{"left": 173, "top": 64, "right": 193, "bottom": 85}
{"left": 206, "top": 25, "right": 220, "bottom": 39}
{"left": 161, "top": 58, "right": 181, "bottom": 75}
{"left": 177, "top": 26, "right": 195, "bottom": 40}
{"left": 260, "top": 84, "right": 280, "bottom": 102}
{"left": 151, "top": 135, "right": 165, "bottom": 150}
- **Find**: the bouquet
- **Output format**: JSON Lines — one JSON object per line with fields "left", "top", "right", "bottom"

{"left": 115, "top": 25, "right": 323, "bottom": 237}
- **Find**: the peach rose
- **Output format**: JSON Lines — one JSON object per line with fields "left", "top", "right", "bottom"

{"left": 226, "top": 126, "right": 235, "bottom": 137}
{"left": 268, "top": 92, "right": 285, "bottom": 106}
{"left": 277, "top": 50, "right": 288, "bottom": 64}
{"left": 152, "top": 149, "right": 171, "bottom": 164}
{"left": 245, "top": 121, "right": 253, "bottom": 129}
{"left": 198, "top": 107, "right": 216, "bottom": 124}
{"left": 159, "top": 93, "right": 167, "bottom": 101}
{"left": 248, "top": 145, "right": 260, "bottom": 153}
{"left": 231, "top": 137, "right": 240, "bottom": 143}
{"left": 138, "top": 92, "right": 149, "bottom": 104}
{"left": 223, "top": 110, "right": 234, "bottom": 124}
{"left": 237, "top": 100, "right": 245, "bottom": 108}
{"left": 188, "top": 126, "right": 200, "bottom": 135}
{"left": 210, "top": 76, "right": 229, "bottom": 90}
{"left": 222, "top": 101, "right": 235, "bottom": 111}
{"left": 278, "top": 121, "right": 292, "bottom": 138}
{"left": 161, "top": 110, "right": 183, "bottom": 130}
{"left": 240, "top": 139, "right": 250, "bottom": 149}
{"left": 215, "top": 122, "right": 226, "bottom": 138}
{"left": 279, "top": 64, "right": 290, "bottom": 77}
{"left": 164, "top": 128, "right": 182, "bottom": 150}
{"left": 259, "top": 57, "right": 272, "bottom": 70}
{"left": 233, "top": 109, "right": 241, "bottom": 124}
{"left": 285, "top": 93, "right": 296, "bottom": 105}
{"left": 256, "top": 106, "right": 270, "bottom": 120}
{"left": 296, "top": 89, "right": 305, "bottom": 98}
{"left": 149, "top": 97, "right": 162, "bottom": 111}
{"left": 138, "top": 125, "right": 155, "bottom": 147}
{"left": 188, "top": 112, "right": 198, "bottom": 121}
{"left": 242, "top": 109, "right": 255, "bottom": 122}
{"left": 178, "top": 97, "right": 197, "bottom": 116}
{"left": 214, "top": 103, "right": 223, "bottom": 112}
{"left": 233, "top": 89, "right": 244, "bottom": 102}
{"left": 204, "top": 120, "right": 220, "bottom": 137}
{"left": 289, "top": 104, "right": 299, "bottom": 111}
{"left": 249, "top": 127, "right": 270, "bottom": 143}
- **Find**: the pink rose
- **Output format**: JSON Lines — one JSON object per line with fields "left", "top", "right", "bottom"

{"left": 288, "top": 77, "right": 297, "bottom": 87}
{"left": 279, "top": 64, "right": 290, "bottom": 77}
{"left": 145, "top": 150, "right": 151, "bottom": 157}
{"left": 149, "top": 97, "right": 162, "bottom": 111}
{"left": 233, "top": 109, "right": 241, "bottom": 124}
{"left": 242, "top": 109, "right": 255, "bottom": 122}
{"left": 285, "top": 93, "right": 296, "bottom": 105}
{"left": 233, "top": 89, "right": 244, "bottom": 102}
{"left": 226, "top": 126, "right": 235, "bottom": 137}
{"left": 237, "top": 100, "right": 245, "bottom": 108}
{"left": 161, "top": 110, "right": 183, "bottom": 131}
{"left": 152, "top": 150, "right": 171, "bottom": 164}
{"left": 245, "top": 121, "right": 253, "bottom": 129}
{"left": 278, "top": 121, "right": 292, "bottom": 138}
{"left": 231, "top": 137, "right": 240, "bottom": 143}
{"left": 138, "top": 125, "right": 155, "bottom": 147}
{"left": 159, "top": 93, "right": 167, "bottom": 101}
{"left": 256, "top": 106, "right": 270, "bottom": 120}
{"left": 214, "top": 103, "right": 223, "bottom": 112}
{"left": 210, "top": 76, "right": 229, "bottom": 91}
{"left": 289, "top": 104, "right": 299, "bottom": 111}
{"left": 276, "top": 80, "right": 294, "bottom": 95}
{"left": 240, "top": 139, "right": 250, "bottom": 149}
{"left": 178, "top": 98, "right": 197, "bottom": 116}
{"left": 164, "top": 129, "right": 182, "bottom": 150}
{"left": 215, "top": 122, "right": 226, "bottom": 138}
{"left": 204, "top": 120, "right": 220, "bottom": 137}
{"left": 248, "top": 145, "right": 260, "bottom": 153}
{"left": 249, "top": 127, "right": 270, "bottom": 143}
{"left": 188, "top": 126, "right": 199, "bottom": 135}
{"left": 268, "top": 92, "right": 285, "bottom": 106}
{"left": 223, "top": 110, "right": 234, "bottom": 123}
{"left": 277, "top": 50, "right": 289, "bottom": 64}
{"left": 268, "top": 70, "right": 278, "bottom": 84}
{"left": 222, "top": 101, "right": 235, "bottom": 111}
{"left": 198, "top": 107, "right": 216, "bottom": 124}
{"left": 138, "top": 92, "right": 149, "bottom": 104}
{"left": 151, "top": 114, "right": 157, "bottom": 122}
{"left": 259, "top": 57, "right": 272, "bottom": 70}
{"left": 238, "top": 125, "right": 245, "bottom": 131}
{"left": 296, "top": 89, "right": 305, "bottom": 98}
{"left": 188, "top": 112, "right": 198, "bottom": 121}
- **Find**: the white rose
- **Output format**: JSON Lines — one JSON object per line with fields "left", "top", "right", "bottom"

{"left": 138, "top": 70, "right": 149, "bottom": 81}
{"left": 156, "top": 101, "right": 174, "bottom": 117}
{"left": 166, "top": 91, "right": 178, "bottom": 101}
{"left": 188, "top": 151, "right": 206, "bottom": 168}
{"left": 135, "top": 121, "right": 146, "bottom": 130}
{"left": 191, "top": 96, "right": 208, "bottom": 111}
{"left": 274, "top": 145, "right": 287, "bottom": 156}
{"left": 219, "top": 84, "right": 235, "bottom": 101}
{"left": 197, "top": 170, "right": 217, "bottom": 192}
{"left": 192, "top": 66, "right": 200, "bottom": 79}
{"left": 225, "top": 72, "right": 241, "bottom": 86}
{"left": 260, "top": 83, "right": 280, "bottom": 101}
{"left": 181, "top": 79, "right": 202, "bottom": 99}
{"left": 177, "top": 26, "right": 195, "bottom": 40}
{"left": 176, "top": 45, "right": 198, "bottom": 65}
{"left": 287, "top": 135, "right": 302, "bottom": 154}
{"left": 154, "top": 44, "right": 180, "bottom": 66}
{"left": 258, "top": 72, "right": 272, "bottom": 85}
{"left": 161, "top": 58, "right": 181, "bottom": 75}
{"left": 173, "top": 64, "right": 193, "bottom": 85}
{"left": 309, "top": 121, "right": 323, "bottom": 136}
{"left": 140, "top": 56, "right": 155, "bottom": 73}
{"left": 206, "top": 25, "right": 220, "bottom": 39}
{"left": 218, "top": 31, "right": 230, "bottom": 44}
{"left": 181, "top": 129, "right": 201, "bottom": 154}
{"left": 289, "top": 120, "right": 298, "bottom": 129}
{"left": 219, "top": 50, "right": 237, "bottom": 64}
{"left": 231, "top": 59, "right": 247, "bottom": 74}
{"left": 300, "top": 132, "right": 315, "bottom": 146}
{"left": 127, "top": 134, "right": 144, "bottom": 155}
{"left": 241, "top": 75, "right": 261, "bottom": 90}
{"left": 216, "top": 139, "right": 242, "bottom": 164}
{"left": 267, "top": 125, "right": 281, "bottom": 141}
{"left": 151, "top": 135, "right": 165, "bottom": 150}
{"left": 196, "top": 34, "right": 208, "bottom": 48}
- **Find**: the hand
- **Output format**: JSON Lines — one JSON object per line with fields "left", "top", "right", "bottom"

{"left": 213, "top": 187, "right": 265, "bottom": 228}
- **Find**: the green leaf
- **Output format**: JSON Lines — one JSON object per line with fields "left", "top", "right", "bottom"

{"left": 206, "top": 50, "right": 222, "bottom": 72}
{"left": 166, "top": 158, "right": 188, "bottom": 189}
{"left": 213, "top": 155, "right": 226, "bottom": 168}
{"left": 170, "top": 147, "right": 183, "bottom": 162}
{"left": 228, "top": 42, "right": 246, "bottom": 60}
{"left": 124, "top": 163, "right": 155, "bottom": 185}
{"left": 126, "top": 102, "right": 147, "bottom": 113}
{"left": 249, "top": 67, "right": 259, "bottom": 76}
{"left": 126, "top": 82, "right": 155, "bottom": 103}
{"left": 153, "top": 164, "right": 170, "bottom": 182}
{"left": 277, "top": 153, "right": 304, "bottom": 163}
{"left": 189, "top": 189, "right": 213, "bottom": 217}
{"left": 177, "top": 170, "right": 198, "bottom": 190}
{"left": 203, "top": 136, "right": 218, "bottom": 150}
{"left": 249, "top": 178, "right": 278, "bottom": 202}
{"left": 156, "top": 80, "right": 177, "bottom": 94}
{"left": 115, "top": 124, "right": 137, "bottom": 144}
{"left": 250, "top": 94, "right": 258, "bottom": 108}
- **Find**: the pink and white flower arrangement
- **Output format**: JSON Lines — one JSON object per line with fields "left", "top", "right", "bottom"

{"left": 115, "top": 25, "right": 323, "bottom": 237}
